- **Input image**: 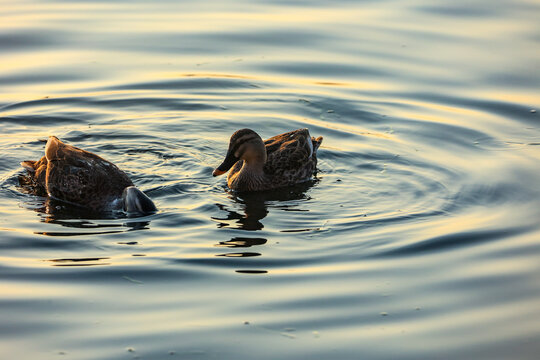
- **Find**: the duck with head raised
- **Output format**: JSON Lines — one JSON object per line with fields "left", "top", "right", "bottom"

{"left": 20, "top": 136, "right": 157, "bottom": 216}
{"left": 213, "top": 128, "right": 323, "bottom": 192}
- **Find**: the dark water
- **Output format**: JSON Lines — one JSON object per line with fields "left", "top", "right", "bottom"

{"left": 1, "top": 1, "right": 540, "bottom": 359}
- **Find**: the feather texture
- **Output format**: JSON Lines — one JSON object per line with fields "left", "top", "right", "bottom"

{"left": 19, "top": 136, "right": 152, "bottom": 213}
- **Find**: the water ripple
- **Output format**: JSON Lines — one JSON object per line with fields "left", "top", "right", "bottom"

{"left": 1, "top": 1, "right": 539, "bottom": 359}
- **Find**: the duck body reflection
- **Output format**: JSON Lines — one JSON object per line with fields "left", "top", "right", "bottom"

{"left": 24, "top": 196, "right": 152, "bottom": 237}
{"left": 213, "top": 128, "right": 323, "bottom": 191}
{"left": 213, "top": 179, "right": 318, "bottom": 231}
{"left": 213, "top": 180, "right": 318, "bottom": 272}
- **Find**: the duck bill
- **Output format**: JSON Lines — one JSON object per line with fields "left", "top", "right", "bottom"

{"left": 213, "top": 152, "right": 238, "bottom": 177}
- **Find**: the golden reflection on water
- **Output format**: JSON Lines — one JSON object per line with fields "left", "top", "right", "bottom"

{"left": 0, "top": 281, "right": 81, "bottom": 298}
{"left": 489, "top": 93, "right": 539, "bottom": 105}
{"left": 4, "top": 4, "right": 378, "bottom": 30}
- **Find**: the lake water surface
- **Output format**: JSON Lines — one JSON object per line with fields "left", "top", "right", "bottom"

{"left": 1, "top": 1, "right": 540, "bottom": 359}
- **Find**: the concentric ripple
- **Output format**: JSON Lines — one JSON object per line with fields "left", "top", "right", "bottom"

{"left": 1, "top": 1, "right": 539, "bottom": 359}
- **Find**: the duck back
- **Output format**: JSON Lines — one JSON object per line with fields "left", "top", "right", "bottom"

{"left": 22, "top": 137, "right": 134, "bottom": 211}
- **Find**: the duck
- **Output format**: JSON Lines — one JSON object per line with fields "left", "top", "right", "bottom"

{"left": 213, "top": 128, "right": 323, "bottom": 191}
{"left": 20, "top": 136, "right": 157, "bottom": 215}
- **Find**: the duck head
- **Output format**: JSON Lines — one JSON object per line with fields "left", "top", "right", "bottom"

{"left": 213, "top": 129, "right": 267, "bottom": 176}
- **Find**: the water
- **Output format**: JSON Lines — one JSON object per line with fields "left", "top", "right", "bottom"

{"left": 1, "top": 0, "right": 540, "bottom": 359}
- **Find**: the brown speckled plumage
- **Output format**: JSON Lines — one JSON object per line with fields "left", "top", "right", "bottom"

{"left": 214, "top": 128, "right": 323, "bottom": 192}
{"left": 20, "top": 136, "right": 134, "bottom": 211}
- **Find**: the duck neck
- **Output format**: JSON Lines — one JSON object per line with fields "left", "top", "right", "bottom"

{"left": 240, "top": 144, "right": 267, "bottom": 177}
{"left": 242, "top": 159, "right": 265, "bottom": 175}
{"left": 230, "top": 160, "right": 266, "bottom": 191}
{"left": 239, "top": 160, "right": 266, "bottom": 185}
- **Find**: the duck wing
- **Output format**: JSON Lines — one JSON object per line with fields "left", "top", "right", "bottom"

{"left": 263, "top": 128, "right": 320, "bottom": 183}
{"left": 44, "top": 137, "right": 133, "bottom": 209}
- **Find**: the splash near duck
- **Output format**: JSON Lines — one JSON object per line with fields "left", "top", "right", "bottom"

{"left": 19, "top": 136, "right": 157, "bottom": 215}
{"left": 213, "top": 128, "right": 323, "bottom": 191}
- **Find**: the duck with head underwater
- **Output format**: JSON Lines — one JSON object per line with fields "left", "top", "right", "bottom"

{"left": 213, "top": 128, "right": 323, "bottom": 192}
{"left": 20, "top": 136, "right": 157, "bottom": 216}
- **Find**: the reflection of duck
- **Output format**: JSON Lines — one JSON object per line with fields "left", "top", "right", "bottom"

{"left": 214, "top": 198, "right": 268, "bottom": 231}
{"left": 213, "top": 128, "right": 322, "bottom": 191}
{"left": 213, "top": 180, "right": 317, "bottom": 231}
{"left": 28, "top": 197, "right": 152, "bottom": 236}
{"left": 20, "top": 136, "right": 156, "bottom": 215}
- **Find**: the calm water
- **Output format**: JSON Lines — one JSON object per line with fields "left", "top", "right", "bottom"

{"left": 1, "top": 0, "right": 540, "bottom": 359}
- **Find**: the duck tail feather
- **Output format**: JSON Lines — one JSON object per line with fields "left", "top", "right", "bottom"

{"left": 21, "top": 161, "right": 37, "bottom": 172}
{"left": 312, "top": 136, "right": 323, "bottom": 151}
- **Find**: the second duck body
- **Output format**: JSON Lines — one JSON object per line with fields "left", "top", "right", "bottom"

{"left": 213, "top": 128, "right": 323, "bottom": 192}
